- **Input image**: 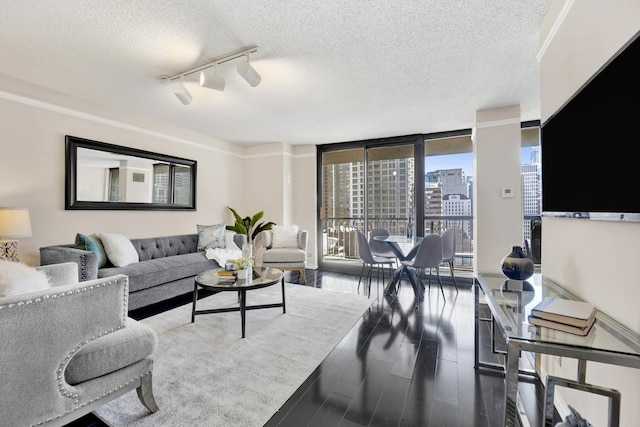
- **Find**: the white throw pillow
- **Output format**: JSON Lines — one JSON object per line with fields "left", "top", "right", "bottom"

{"left": 271, "top": 225, "right": 299, "bottom": 248}
{"left": 0, "top": 260, "right": 50, "bottom": 297}
{"left": 98, "top": 232, "right": 139, "bottom": 267}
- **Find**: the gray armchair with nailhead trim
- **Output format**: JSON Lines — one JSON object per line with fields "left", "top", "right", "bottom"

{"left": 0, "top": 262, "right": 159, "bottom": 426}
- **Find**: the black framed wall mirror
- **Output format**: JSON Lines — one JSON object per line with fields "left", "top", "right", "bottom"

{"left": 65, "top": 135, "right": 197, "bottom": 210}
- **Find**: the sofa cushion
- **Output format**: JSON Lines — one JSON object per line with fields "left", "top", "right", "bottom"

{"left": 74, "top": 233, "right": 107, "bottom": 268}
{"left": 98, "top": 252, "right": 218, "bottom": 293}
{"left": 65, "top": 318, "right": 157, "bottom": 385}
{"left": 262, "top": 247, "right": 306, "bottom": 264}
{"left": 0, "top": 260, "right": 50, "bottom": 297}
{"left": 99, "top": 232, "right": 139, "bottom": 267}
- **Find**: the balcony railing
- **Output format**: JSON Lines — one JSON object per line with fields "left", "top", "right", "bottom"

{"left": 321, "top": 216, "right": 475, "bottom": 271}
{"left": 321, "top": 215, "right": 541, "bottom": 273}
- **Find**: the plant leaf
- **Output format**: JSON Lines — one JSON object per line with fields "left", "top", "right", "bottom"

{"left": 250, "top": 211, "right": 264, "bottom": 226}
{"left": 225, "top": 208, "right": 274, "bottom": 243}
{"left": 227, "top": 206, "right": 243, "bottom": 223}
{"left": 231, "top": 224, "right": 247, "bottom": 236}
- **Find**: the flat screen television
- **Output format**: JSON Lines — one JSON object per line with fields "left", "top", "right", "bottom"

{"left": 541, "top": 30, "right": 640, "bottom": 221}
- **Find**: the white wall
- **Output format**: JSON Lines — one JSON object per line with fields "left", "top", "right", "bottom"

{"left": 119, "top": 158, "right": 154, "bottom": 203}
{"left": 0, "top": 75, "right": 247, "bottom": 266}
{"left": 473, "top": 105, "right": 524, "bottom": 273}
{"left": 292, "top": 145, "right": 317, "bottom": 268}
{"left": 77, "top": 165, "right": 107, "bottom": 201}
{"left": 539, "top": 1, "right": 640, "bottom": 425}
{"left": 244, "top": 143, "right": 288, "bottom": 226}
{"left": 0, "top": 74, "right": 317, "bottom": 269}
{"left": 243, "top": 143, "right": 317, "bottom": 268}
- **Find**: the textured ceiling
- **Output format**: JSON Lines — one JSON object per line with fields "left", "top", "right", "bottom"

{"left": 0, "top": 0, "right": 552, "bottom": 146}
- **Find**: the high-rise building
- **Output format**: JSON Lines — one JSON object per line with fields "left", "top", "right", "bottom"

{"left": 521, "top": 146, "right": 541, "bottom": 242}
{"left": 443, "top": 194, "right": 472, "bottom": 237}
{"left": 426, "top": 168, "right": 468, "bottom": 196}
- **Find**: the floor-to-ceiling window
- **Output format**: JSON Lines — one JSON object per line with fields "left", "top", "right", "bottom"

{"left": 318, "top": 136, "right": 422, "bottom": 269}
{"left": 317, "top": 125, "right": 540, "bottom": 273}
{"left": 521, "top": 126, "right": 541, "bottom": 263}
{"left": 320, "top": 147, "right": 364, "bottom": 262}
{"left": 423, "top": 133, "right": 474, "bottom": 270}
{"left": 366, "top": 144, "right": 416, "bottom": 236}
{"left": 318, "top": 135, "right": 419, "bottom": 271}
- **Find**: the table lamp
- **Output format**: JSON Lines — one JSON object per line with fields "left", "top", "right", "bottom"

{"left": 0, "top": 207, "right": 32, "bottom": 261}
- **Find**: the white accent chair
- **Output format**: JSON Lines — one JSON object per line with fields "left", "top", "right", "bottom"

{"left": 256, "top": 228, "right": 308, "bottom": 284}
{"left": 0, "top": 262, "right": 159, "bottom": 426}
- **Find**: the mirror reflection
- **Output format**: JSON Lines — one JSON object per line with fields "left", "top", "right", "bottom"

{"left": 66, "top": 136, "right": 197, "bottom": 210}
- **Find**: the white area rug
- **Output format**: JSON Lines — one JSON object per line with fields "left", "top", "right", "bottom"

{"left": 95, "top": 283, "right": 373, "bottom": 426}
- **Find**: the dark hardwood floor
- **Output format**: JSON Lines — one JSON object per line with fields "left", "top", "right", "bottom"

{"left": 68, "top": 268, "right": 550, "bottom": 427}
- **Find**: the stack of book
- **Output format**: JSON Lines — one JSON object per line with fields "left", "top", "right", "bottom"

{"left": 217, "top": 269, "right": 237, "bottom": 282}
{"left": 528, "top": 297, "right": 596, "bottom": 336}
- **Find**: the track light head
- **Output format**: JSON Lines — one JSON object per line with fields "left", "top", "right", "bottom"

{"left": 237, "top": 55, "right": 261, "bottom": 87}
{"left": 199, "top": 67, "right": 226, "bottom": 91}
{"left": 171, "top": 77, "right": 192, "bottom": 105}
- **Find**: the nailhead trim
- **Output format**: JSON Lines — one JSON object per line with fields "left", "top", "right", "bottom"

{"left": 0, "top": 280, "right": 123, "bottom": 311}
{"left": 2, "top": 277, "right": 134, "bottom": 426}
{"left": 79, "top": 254, "right": 88, "bottom": 281}
{"left": 33, "top": 370, "right": 153, "bottom": 426}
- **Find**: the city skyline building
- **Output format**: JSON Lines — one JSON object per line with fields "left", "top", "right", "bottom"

{"left": 521, "top": 146, "right": 541, "bottom": 243}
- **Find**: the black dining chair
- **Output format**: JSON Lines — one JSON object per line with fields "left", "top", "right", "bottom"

{"left": 356, "top": 231, "right": 395, "bottom": 299}
{"left": 400, "top": 233, "right": 446, "bottom": 301}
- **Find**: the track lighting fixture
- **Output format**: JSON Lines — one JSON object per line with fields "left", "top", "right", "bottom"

{"left": 160, "top": 45, "right": 259, "bottom": 105}
{"left": 199, "top": 66, "right": 225, "bottom": 91}
{"left": 170, "top": 77, "right": 192, "bottom": 105}
{"left": 237, "top": 53, "right": 261, "bottom": 87}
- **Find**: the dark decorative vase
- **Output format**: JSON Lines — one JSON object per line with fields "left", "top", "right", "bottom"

{"left": 501, "top": 246, "right": 534, "bottom": 280}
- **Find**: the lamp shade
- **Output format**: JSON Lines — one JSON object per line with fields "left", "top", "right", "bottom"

{"left": 199, "top": 68, "right": 226, "bottom": 91}
{"left": 237, "top": 59, "right": 261, "bottom": 87}
{"left": 171, "top": 77, "right": 193, "bottom": 105}
{"left": 0, "top": 208, "right": 32, "bottom": 238}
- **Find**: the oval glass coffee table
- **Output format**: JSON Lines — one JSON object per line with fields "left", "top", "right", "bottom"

{"left": 191, "top": 267, "right": 285, "bottom": 338}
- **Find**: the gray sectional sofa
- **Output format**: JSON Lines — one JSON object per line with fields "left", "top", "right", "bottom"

{"left": 40, "top": 233, "right": 246, "bottom": 311}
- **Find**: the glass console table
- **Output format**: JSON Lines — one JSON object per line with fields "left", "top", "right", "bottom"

{"left": 474, "top": 272, "right": 640, "bottom": 426}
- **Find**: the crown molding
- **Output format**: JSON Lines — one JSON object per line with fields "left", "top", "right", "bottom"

{"left": 0, "top": 89, "right": 244, "bottom": 158}
{"left": 537, "top": 0, "right": 575, "bottom": 62}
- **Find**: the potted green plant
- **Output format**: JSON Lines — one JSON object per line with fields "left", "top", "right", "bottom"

{"left": 226, "top": 207, "right": 275, "bottom": 244}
